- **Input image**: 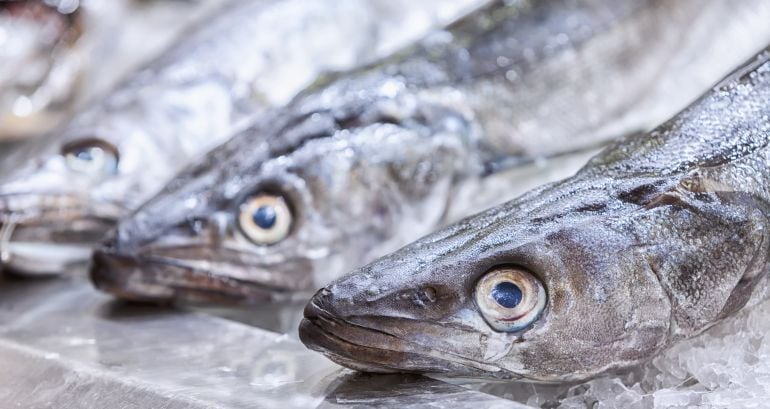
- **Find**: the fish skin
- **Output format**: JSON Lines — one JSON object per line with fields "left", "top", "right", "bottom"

{"left": 299, "top": 48, "right": 770, "bottom": 382}
{"left": 91, "top": 0, "right": 770, "bottom": 304}
{"left": 0, "top": 0, "right": 485, "bottom": 275}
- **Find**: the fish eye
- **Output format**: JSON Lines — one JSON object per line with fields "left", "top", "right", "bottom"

{"left": 475, "top": 266, "right": 546, "bottom": 332}
{"left": 237, "top": 193, "right": 292, "bottom": 245}
{"left": 61, "top": 138, "right": 119, "bottom": 176}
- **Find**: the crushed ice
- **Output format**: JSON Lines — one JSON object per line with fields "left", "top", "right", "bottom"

{"left": 475, "top": 280, "right": 770, "bottom": 408}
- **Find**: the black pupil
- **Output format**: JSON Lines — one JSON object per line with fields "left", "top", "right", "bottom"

{"left": 491, "top": 281, "right": 522, "bottom": 309}
{"left": 252, "top": 205, "right": 277, "bottom": 229}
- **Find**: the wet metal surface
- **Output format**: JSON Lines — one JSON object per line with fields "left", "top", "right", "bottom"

{"left": 0, "top": 274, "right": 530, "bottom": 408}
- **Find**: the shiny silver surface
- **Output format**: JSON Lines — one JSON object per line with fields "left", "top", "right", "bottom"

{"left": 0, "top": 274, "right": 529, "bottom": 408}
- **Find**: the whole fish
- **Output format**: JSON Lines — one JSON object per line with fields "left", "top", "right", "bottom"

{"left": 299, "top": 47, "right": 770, "bottom": 382}
{"left": 90, "top": 0, "right": 770, "bottom": 304}
{"left": 0, "top": 0, "right": 485, "bottom": 274}
{"left": 0, "top": 0, "right": 221, "bottom": 140}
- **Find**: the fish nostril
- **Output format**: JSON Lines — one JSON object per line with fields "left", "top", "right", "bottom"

{"left": 416, "top": 286, "right": 437, "bottom": 305}
{"left": 316, "top": 288, "right": 333, "bottom": 304}
{"left": 187, "top": 216, "right": 208, "bottom": 234}
{"left": 304, "top": 288, "right": 335, "bottom": 320}
{"left": 198, "top": 213, "right": 227, "bottom": 245}
{"left": 98, "top": 228, "right": 120, "bottom": 252}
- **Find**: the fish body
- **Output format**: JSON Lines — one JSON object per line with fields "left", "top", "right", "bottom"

{"left": 0, "top": 0, "right": 485, "bottom": 274}
{"left": 300, "top": 47, "right": 770, "bottom": 382}
{"left": 0, "top": 0, "right": 221, "bottom": 140}
{"left": 91, "top": 0, "right": 770, "bottom": 303}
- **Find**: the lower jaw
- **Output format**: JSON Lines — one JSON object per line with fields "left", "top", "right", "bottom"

{"left": 2, "top": 241, "right": 94, "bottom": 276}
{"left": 0, "top": 214, "right": 116, "bottom": 275}
{"left": 298, "top": 317, "right": 500, "bottom": 379}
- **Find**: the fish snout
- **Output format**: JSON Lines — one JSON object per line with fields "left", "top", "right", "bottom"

{"left": 302, "top": 287, "right": 336, "bottom": 321}
{"left": 301, "top": 285, "right": 362, "bottom": 346}
{"left": 299, "top": 287, "right": 401, "bottom": 374}
{"left": 299, "top": 286, "right": 506, "bottom": 378}
{"left": 90, "top": 249, "right": 174, "bottom": 303}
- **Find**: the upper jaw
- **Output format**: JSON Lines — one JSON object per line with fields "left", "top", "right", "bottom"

{"left": 299, "top": 292, "right": 517, "bottom": 380}
{"left": 0, "top": 190, "right": 124, "bottom": 224}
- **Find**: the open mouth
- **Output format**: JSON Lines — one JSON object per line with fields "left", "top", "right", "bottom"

{"left": 0, "top": 193, "right": 123, "bottom": 245}
{"left": 0, "top": 217, "right": 103, "bottom": 275}
{"left": 90, "top": 249, "right": 302, "bottom": 305}
{"left": 299, "top": 296, "right": 513, "bottom": 379}
{"left": 0, "top": 195, "right": 120, "bottom": 275}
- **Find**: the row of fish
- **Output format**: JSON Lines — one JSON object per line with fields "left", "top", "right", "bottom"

{"left": 301, "top": 48, "right": 770, "bottom": 382}
{"left": 2, "top": 0, "right": 770, "bottom": 384}
{"left": 0, "top": 0, "right": 487, "bottom": 274}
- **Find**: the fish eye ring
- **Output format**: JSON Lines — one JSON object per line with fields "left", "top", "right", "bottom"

{"left": 61, "top": 138, "right": 120, "bottom": 176}
{"left": 475, "top": 266, "right": 546, "bottom": 332}
{"left": 237, "top": 193, "right": 293, "bottom": 245}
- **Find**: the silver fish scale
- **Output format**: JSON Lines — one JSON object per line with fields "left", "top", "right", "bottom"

{"left": 144, "top": 0, "right": 693, "bottom": 214}
{"left": 453, "top": 52, "right": 770, "bottom": 237}
{"left": 94, "top": 0, "right": 770, "bottom": 308}
{"left": 585, "top": 58, "right": 770, "bottom": 177}
{"left": 0, "top": 0, "right": 490, "bottom": 275}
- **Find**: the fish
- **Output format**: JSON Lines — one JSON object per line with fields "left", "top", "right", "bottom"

{"left": 0, "top": 0, "right": 221, "bottom": 140}
{"left": 0, "top": 0, "right": 486, "bottom": 275}
{"left": 299, "top": 46, "right": 770, "bottom": 382}
{"left": 90, "top": 0, "right": 770, "bottom": 304}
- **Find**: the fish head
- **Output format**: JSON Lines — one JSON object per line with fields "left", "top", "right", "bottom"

{"left": 90, "top": 79, "right": 481, "bottom": 304}
{"left": 0, "top": 87, "right": 195, "bottom": 274}
{"left": 0, "top": 132, "right": 126, "bottom": 274}
{"left": 300, "top": 164, "right": 770, "bottom": 381}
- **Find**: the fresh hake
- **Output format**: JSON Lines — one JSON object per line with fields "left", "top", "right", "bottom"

{"left": 91, "top": 0, "right": 770, "bottom": 304}
{"left": 300, "top": 47, "right": 770, "bottom": 382}
{"left": 0, "top": 0, "right": 485, "bottom": 275}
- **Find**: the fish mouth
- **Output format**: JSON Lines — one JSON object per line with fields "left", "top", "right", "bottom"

{"left": 299, "top": 293, "right": 516, "bottom": 380}
{"left": 90, "top": 249, "right": 308, "bottom": 305}
{"left": 0, "top": 193, "right": 120, "bottom": 275}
